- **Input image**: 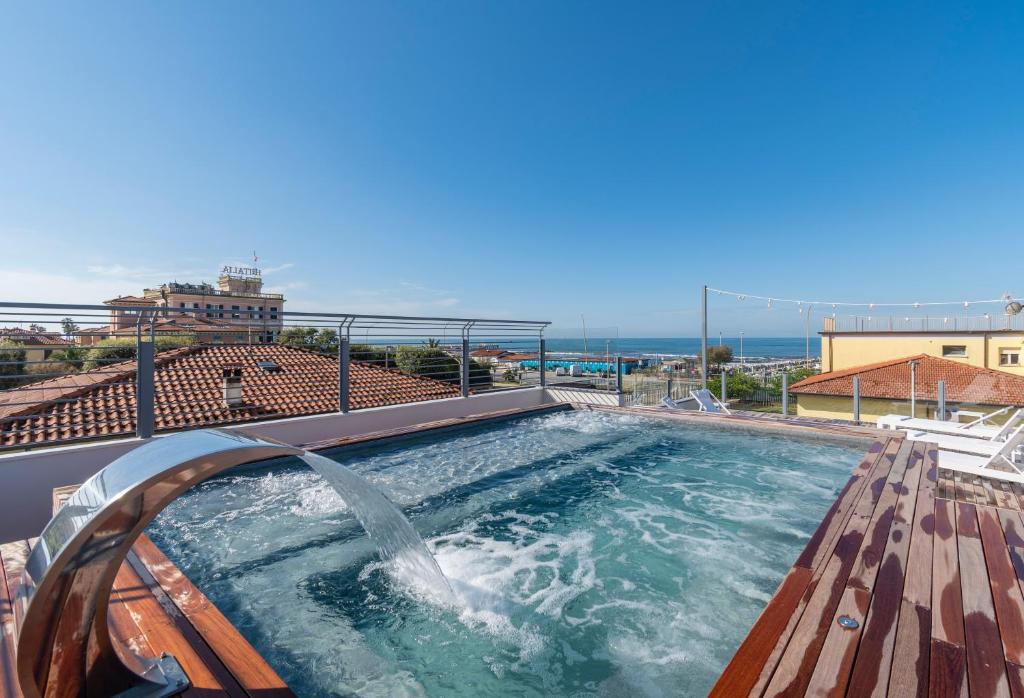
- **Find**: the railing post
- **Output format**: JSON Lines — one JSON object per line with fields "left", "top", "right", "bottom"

{"left": 781, "top": 372, "right": 789, "bottom": 417}
{"left": 616, "top": 356, "right": 623, "bottom": 393}
{"left": 852, "top": 376, "right": 861, "bottom": 423}
{"left": 909, "top": 359, "right": 917, "bottom": 418}
{"left": 666, "top": 377, "right": 673, "bottom": 401}
{"left": 338, "top": 334, "right": 350, "bottom": 413}
{"left": 937, "top": 379, "right": 946, "bottom": 421}
{"left": 539, "top": 338, "right": 547, "bottom": 387}
{"left": 461, "top": 337, "right": 470, "bottom": 397}
{"left": 135, "top": 334, "right": 155, "bottom": 439}
{"left": 721, "top": 367, "right": 728, "bottom": 404}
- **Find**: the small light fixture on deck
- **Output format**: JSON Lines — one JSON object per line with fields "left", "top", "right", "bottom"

{"left": 837, "top": 615, "right": 860, "bottom": 629}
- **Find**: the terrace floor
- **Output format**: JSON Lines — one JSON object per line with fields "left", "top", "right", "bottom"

{"left": 711, "top": 436, "right": 1024, "bottom": 697}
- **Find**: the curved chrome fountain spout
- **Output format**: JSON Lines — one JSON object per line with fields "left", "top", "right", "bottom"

{"left": 14, "top": 429, "right": 303, "bottom": 698}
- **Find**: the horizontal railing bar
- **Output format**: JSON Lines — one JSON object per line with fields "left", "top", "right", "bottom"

{"left": 0, "top": 301, "right": 550, "bottom": 327}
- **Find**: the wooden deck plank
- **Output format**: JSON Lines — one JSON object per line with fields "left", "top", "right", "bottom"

{"left": 707, "top": 566, "right": 815, "bottom": 698}
{"left": 131, "top": 536, "right": 293, "bottom": 696}
{"left": 956, "top": 502, "right": 1012, "bottom": 698}
{"left": 979, "top": 505, "right": 1024, "bottom": 667}
{"left": 0, "top": 543, "right": 29, "bottom": 635}
{"left": 110, "top": 559, "right": 244, "bottom": 696}
{"left": 711, "top": 441, "right": 889, "bottom": 697}
{"left": 846, "top": 442, "right": 926, "bottom": 697}
{"left": 0, "top": 548, "right": 21, "bottom": 698}
{"left": 795, "top": 440, "right": 893, "bottom": 572}
{"left": 764, "top": 440, "right": 912, "bottom": 697}
{"left": 711, "top": 440, "right": 897, "bottom": 697}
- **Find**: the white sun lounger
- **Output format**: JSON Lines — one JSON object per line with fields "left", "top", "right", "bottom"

{"left": 689, "top": 388, "right": 730, "bottom": 414}
{"left": 900, "top": 423, "right": 1024, "bottom": 457}
{"left": 922, "top": 423, "right": 1024, "bottom": 475}
{"left": 878, "top": 407, "right": 1022, "bottom": 441}
{"left": 661, "top": 396, "right": 697, "bottom": 409}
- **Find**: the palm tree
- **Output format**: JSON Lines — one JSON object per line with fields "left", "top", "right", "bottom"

{"left": 61, "top": 317, "right": 80, "bottom": 340}
{"left": 424, "top": 338, "right": 441, "bottom": 348}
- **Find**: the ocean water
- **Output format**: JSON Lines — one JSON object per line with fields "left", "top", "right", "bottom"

{"left": 148, "top": 410, "right": 860, "bottom": 697}
{"left": 540, "top": 337, "right": 817, "bottom": 359}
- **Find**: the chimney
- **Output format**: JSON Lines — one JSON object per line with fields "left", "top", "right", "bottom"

{"left": 222, "top": 366, "right": 243, "bottom": 407}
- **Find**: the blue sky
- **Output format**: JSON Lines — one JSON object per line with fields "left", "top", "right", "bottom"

{"left": 1, "top": 1, "right": 1021, "bottom": 336}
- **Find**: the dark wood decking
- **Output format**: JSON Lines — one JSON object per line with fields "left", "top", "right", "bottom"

{"left": 0, "top": 489, "right": 294, "bottom": 697}
{"left": 712, "top": 437, "right": 1024, "bottom": 697}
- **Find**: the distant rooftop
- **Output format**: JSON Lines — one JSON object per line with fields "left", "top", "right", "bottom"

{"left": 823, "top": 314, "right": 1024, "bottom": 334}
{"left": 0, "top": 343, "right": 461, "bottom": 448}
{"left": 790, "top": 353, "right": 1024, "bottom": 406}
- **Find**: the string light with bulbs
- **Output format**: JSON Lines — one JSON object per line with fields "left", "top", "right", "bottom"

{"left": 707, "top": 288, "right": 1020, "bottom": 315}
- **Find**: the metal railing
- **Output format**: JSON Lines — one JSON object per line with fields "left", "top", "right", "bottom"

{"left": 0, "top": 301, "right": 550, "bottom": 451}
{"left": 824, "top": 314, "right": 1024, "bottom": 333}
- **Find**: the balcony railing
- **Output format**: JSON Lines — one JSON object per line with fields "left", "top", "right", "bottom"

{"left": 823, "top": 313, "right": 1024, "bottom": 333}
{"left": 0, "top": 301, "right": 553, "bottom": 452}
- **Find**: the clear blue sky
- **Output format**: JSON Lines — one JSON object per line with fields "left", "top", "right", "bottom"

{"left": 1, "top": 2, "right": 1021, "bottom": 336}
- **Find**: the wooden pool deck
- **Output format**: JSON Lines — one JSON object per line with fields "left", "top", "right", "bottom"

{"left": 712, "top": 436, "right": 1024, "bottom": 697}
{"left": 0, "top": 489, "right": 294, "bottom": 698}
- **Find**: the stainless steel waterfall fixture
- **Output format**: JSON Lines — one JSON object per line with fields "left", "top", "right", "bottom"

{"left": 13, "top": 429, "right": 303, "bottom": 698}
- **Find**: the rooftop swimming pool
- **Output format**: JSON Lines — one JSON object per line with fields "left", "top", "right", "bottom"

{"left": 148, "top": 409, "right": 864, "bottom": 697}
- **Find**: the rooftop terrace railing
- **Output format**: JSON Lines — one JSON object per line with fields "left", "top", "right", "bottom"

{"left": 824, "top": 313, "right": 1024, "bottom": 333}
{"left": 0, "top": 301, "right": 554, "bottom": 452}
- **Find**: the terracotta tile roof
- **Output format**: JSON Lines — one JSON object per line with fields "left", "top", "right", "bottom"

{"left": 0, "top": 328, "right": 73, "bottom": 346}
{"left": 0, "top": 344, "right": 461, "bottom": 448}
{"left": 501, "top": 353, "right": 538, "bottom": 362}
{"left": 789, "top": 354, "right": 1024, "bottom": 406}
{"left": 470, "top": 348, "right": 511, "bottom": 358}
{"left": 104, "top": 295, "right": 156, "bottom": 305}
{"left": 110, "top": 316, "right": 244, "bottom": 335}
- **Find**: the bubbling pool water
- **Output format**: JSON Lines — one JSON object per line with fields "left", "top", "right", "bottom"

{"left": 150, "top": 410, "right": 863, "bottom": 697}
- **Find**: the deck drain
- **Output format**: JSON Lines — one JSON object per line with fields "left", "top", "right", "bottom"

{"left": 837, "top": 615, "right": 860, "bottom": 629}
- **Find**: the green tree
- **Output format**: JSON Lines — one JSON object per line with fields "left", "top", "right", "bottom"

{"left": 81, "top": 336, "right": 195, "bottom": 371}
{"left": 50, "top": 346, "right": 86, "bottom": 371}
{"left": 395, "top": 346, "right": 460, "bottom": 384}
{"left": 424, "top": 338, "right": 441, "bottom": 348}
{"left": 0, "top": 341, "right": 27, "bottom": 388}
{"left": 468, "top": 359, "right": 493, "bottom": 390}
{"left": 277, "top": 327, "right": 339, "bottom": 354}
{"left": 350, "top": 343, "right": 391, "bottom": 365}
{"left": 60, "top": 317, "right": 80, "bottom": 339}
{"left": 771, "top": 367, "right": 818, "bottom": 391}
{"left": 706, "top": 345, "right": 733, "bottom": 368}
{"left": 708, "top": 371, "right": 761, "bottom": 401}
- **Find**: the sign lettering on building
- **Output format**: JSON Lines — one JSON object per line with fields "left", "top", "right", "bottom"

{"left": 221, "top": 266, "right": 261, "bottom": 277}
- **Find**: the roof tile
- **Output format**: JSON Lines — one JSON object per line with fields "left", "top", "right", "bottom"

{"left": 789, "top": 354, "right": 1024, "bottom": 406}
{"left": 0, "top": 343, "right": 461, "bottom": 448}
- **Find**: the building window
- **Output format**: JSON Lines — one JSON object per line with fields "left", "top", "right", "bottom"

{"left": 270, "top": 306, "right": 278, "bottom": 320}
{"left": 1001, "top": 349, "right": 1021, "bottom": 366}
{"left": 942, "top": 345, "right": 967, "bottom": 358}
{"left": 231, "top": 305, "right": 240, "bottom": 319}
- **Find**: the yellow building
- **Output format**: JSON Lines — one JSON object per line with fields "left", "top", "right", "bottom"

{"left": 821, "top": 316, "right": 1023, "bottom": 377}
{"left": 790, "top": 354, "right": 1024, "bottom": 423}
